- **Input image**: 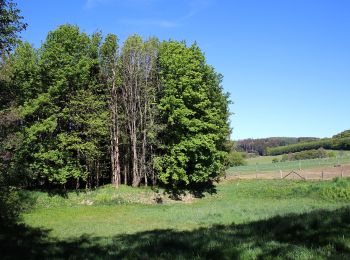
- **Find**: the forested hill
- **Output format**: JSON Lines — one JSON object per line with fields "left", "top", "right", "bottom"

{"left": 333, "top": 130, "right": 350, "bottom": 139}
{"left": 266, "top": 130, "right": 350, "bottom": 155}
{"left": 236, "top": 137, "right": 319, "bottom": 155}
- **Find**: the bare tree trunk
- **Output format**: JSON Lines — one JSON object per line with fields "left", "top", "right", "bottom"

{"left": 96, "top": 160, "right": 100, "bottom": 187}
{"left": 131, "top": 120, "right": 139, "bottom": 186}
{"left": 110, "top": 73, "right": 121, "bottom": 187}
{"left": 115, "top": 113, "right": 121, "bottom": 185}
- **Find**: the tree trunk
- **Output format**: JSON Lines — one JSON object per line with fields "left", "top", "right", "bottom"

{"left": 110, "top": 81, "right": 120, "bottom": 187}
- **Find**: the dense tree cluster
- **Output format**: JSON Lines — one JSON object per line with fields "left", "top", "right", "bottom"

{"left": 236, "top": 137, "right": 319, "bottom": 156}
{"left": 0, "top": 24, "right": 231, "bottom": 190}
{"left": 333, "top": 130, "right": 350, "bottom": 139}
{"left": 267, "top": 136, "right": 350, "bottom": 156}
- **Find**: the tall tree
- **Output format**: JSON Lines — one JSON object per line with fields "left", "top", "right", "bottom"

{"left": 0, "top": 0, "right": 27, "bottom": 56}
{"left": 2, "top": 23, "right": 231, "bottom": 192}
{"left": 13, "top": 25, "right": 109, "bottom": 188}
{"left": 0, "top": 42, "right": 38, "bottom": 184}
{"left": 0, "top": 0, "right": 27, "bottom": 178}
{"left": 100, "top": 34, "right": 121, "bottom": 186}
{"left": 120, "top": 35, "right": 161, "bottom": 187}
{"left": 156, "top": 41, "right": 230, "bottom": 190}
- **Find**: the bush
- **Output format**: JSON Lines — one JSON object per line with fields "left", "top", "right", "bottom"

{"left": 226, "top": 152, "right": 246, "bottom": 167}
{"left": 272, "top": 158, "right": 279, "bottom": 163}
{"left": 279, "top": 149, "right": 332, "bottom": 161}
{"left": 327, "top": 151, "right": 336, "bottom": 158}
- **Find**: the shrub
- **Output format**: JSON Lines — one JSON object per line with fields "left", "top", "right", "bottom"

{"left": 272, "top": 158, "right": 279, "bottom": 163}
{"left": 279, "top": 148, "right": 332, "bottom": 161}
{"left": 226, "top": 151, "right": 246, "bottom": 167}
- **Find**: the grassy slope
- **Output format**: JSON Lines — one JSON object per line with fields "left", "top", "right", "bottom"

{"left": 228, "top": 150, "right": 350, "bottom": 175}
{"left": 1, "top": 179, "right": 349, "bottom": 259}
{"left": 245, "top": 155, "right": 283, "bottom": 165}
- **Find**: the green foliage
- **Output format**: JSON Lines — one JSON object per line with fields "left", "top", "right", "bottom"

{"left": 0, "top": 176, "right": 35, "bottom": 224}
{"left": 5, "top": 25, "right": 109, "bottom": 187}
{"left": 0, "top": 0, "right": 27, "bottom": 55}
{"left": 156, "top": 41, "right": 230, "bottom": 189}
{"left": 0, "top": 186, "right": 22, "bottom": 223}
{"left": 267, "top": 137, "right": 350, "bottom": 155}
{"left": 272, "top": 158, "right": 279, "bottom": 163}
{"left": 2, "top": 24, "right": 231, "bottom": 191}
{"left": 236, "top": 137, "right": 319, "bottom": 155}
{"left": 327, "top": 150, "right": 336, "bottom": 157}
{"left": 333, "top": 129, "right": 350, "bottom": 139}
{"left": 226, "top": 151, "right": 246, "bottom": 166}
{"left": 280, "top": 148, "right": 328, "bottom": 161}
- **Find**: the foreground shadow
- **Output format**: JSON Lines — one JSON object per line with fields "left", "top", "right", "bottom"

{"left": 1, "top": 207, "right": 349, "bottom": 259}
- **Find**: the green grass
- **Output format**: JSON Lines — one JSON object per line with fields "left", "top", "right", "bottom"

{"left": 245, "top": 150, "right": 350, "bottom": 165}
{"left": 1, "top": 178, "right": 350, "bottom": 259}
{"left": 245, "top": 155, "right": 283, "bottom": 165}
{"left": 228, "top": 152, "right": 350, "bottom": 175}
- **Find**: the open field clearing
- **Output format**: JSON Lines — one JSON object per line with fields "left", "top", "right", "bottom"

{"left": 245, "top": 150, "right": 350, "bottom": 166}
{"left": 227, "top": 155, "right": 350, "bottom": 180}
{"left": 1, "top": 179, "right": 349, "bottom": 259}
{"left": 227, "top": 164, "right": 350, "bottom": 180}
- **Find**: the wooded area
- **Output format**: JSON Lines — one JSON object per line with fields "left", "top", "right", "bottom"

{"left": 0, "top": 1, "right": 230, "bottom": 191}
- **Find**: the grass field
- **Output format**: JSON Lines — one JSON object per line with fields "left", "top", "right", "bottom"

{"left": 245, "top": 150, "right": 350, "bottom": 165}
{"left": 1, "top": 178, "right": 350, "bottom": 259}
{"left": 228, "top": 152, "right": 350, "bottom": 176}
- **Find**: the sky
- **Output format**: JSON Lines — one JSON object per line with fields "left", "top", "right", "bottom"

{"left": 17, "top": 0, "right": 350, "bottom": 140}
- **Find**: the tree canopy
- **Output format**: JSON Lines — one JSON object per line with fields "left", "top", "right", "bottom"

{"left": 1, "top": 24, "right": 231, "bottom": 192}
{"left": 0, "top": 0, "right": 27, "bottom": 56}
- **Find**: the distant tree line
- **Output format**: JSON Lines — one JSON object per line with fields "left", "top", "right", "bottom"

{"left": 236, "top": 137, "right": 319, "bottom": 156}
{"left": 267, "top": 135, "right": 350, "bottom": 156}
{"left": 0, "top": 22, "right": 231, "bottom": 190}
{"left": 333, "top": 130, "right": 350, "bottom": 139}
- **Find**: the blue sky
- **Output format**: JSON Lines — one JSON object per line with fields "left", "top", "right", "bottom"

{"left": 17, "top": 0, "right": 350, "bottom": 140}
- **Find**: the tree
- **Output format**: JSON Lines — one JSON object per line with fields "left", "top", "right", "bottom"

{"left": 100, "top": 34, "right": 121, "bottom": 186}
{"left": 156, "top": 41, "right": 230, "bottom": 190}
{"left": 2, "top": 23, "right": 231, "bottom": 192}
{"left": 0, "top": 0, "right": 27, "bottom": 56}
{"left": 12, "top": 25, "right": 109, "bottom": 188}
{"left": 119, "top": 35, "right": 161, "bottom": 187}
{"left": 0, "top": 42, "right": 38, "bottom": 185}
{"left": 0, "top": 0, "right": 27, "bottom": 174}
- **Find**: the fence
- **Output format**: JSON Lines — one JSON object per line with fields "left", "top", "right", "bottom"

{"left": 226, "top": 156, "right": 350, "bottom": 180}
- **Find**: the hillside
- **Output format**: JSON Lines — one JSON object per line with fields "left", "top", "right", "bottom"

{"left": 236, "top": 137, "right": 319, "bottom": 155}
{"left": 235, "top": 130, "right": 350, "bottom": 156}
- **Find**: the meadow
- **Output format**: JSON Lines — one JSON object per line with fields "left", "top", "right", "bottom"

{"left": 227, "top": 151, "right": 350, "bottom": 177}
{"left": 1, "top": 178, "right": 350, "bottom": 259}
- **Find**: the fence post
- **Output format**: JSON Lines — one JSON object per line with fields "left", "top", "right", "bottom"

{"left": 322, "top": 171, "right": 324, "bottom": 180}
{"left": 255, "top": 163, "right": 258, "bottom": 179}
{"left": 280, "top": 169, "right": 282, "bottom": 179}
{"left": 341, "top": 167, "right": 343, "bottom": 178}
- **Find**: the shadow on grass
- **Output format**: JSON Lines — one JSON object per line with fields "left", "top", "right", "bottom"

{"left": 1, "top": 207, "right": 349, "bottom": 259}
{"left": 164, "top": 181, "right": 218, "bottom": 200}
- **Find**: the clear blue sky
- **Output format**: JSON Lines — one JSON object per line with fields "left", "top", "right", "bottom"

{"left": 17, "top": 0, "right": 350, "bottom": 140}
